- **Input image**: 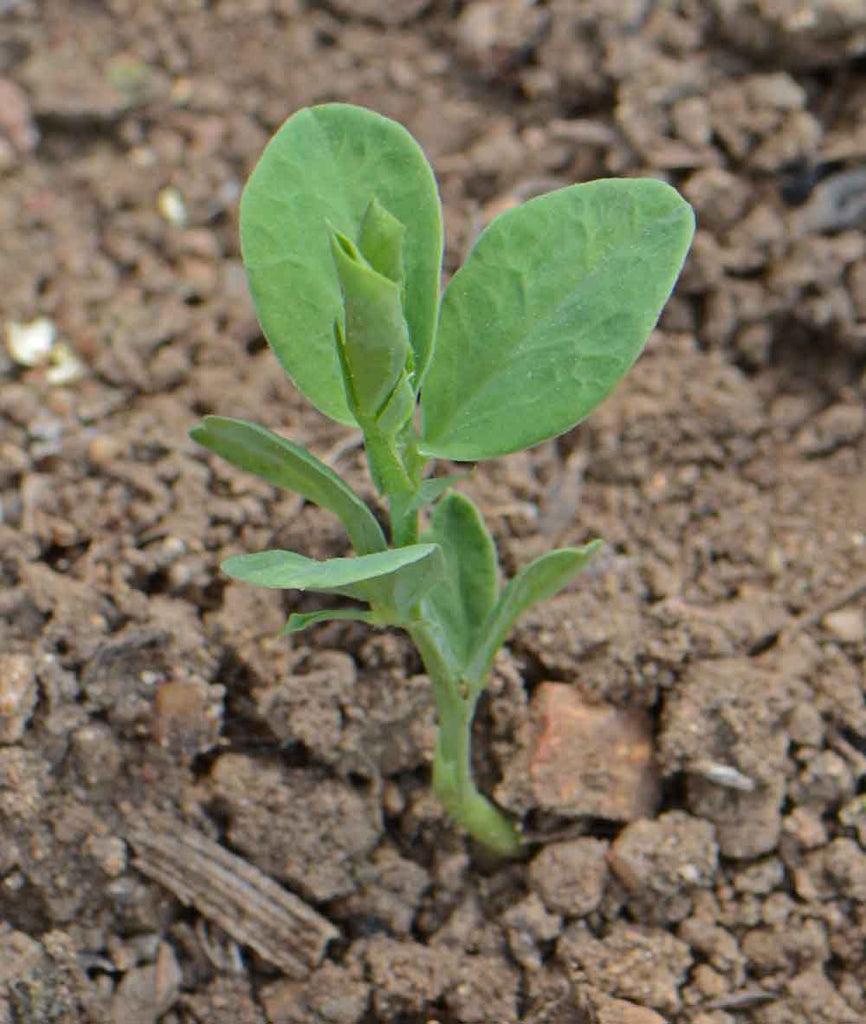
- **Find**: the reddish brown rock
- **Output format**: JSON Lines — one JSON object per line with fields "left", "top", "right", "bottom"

{"left": 528, "top": 683, "right": 660, "bottom": 820}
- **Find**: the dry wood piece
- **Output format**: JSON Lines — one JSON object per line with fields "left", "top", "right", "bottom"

{"left": 126, "top": 812, "right": 338, "bottom": 978}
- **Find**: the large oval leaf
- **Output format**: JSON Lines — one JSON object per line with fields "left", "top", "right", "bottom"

{"left": 419, "top": 179, "right": 695, "bottom": 460}
{"left": 241, "top": 103, "right": 443, "bottom": 425}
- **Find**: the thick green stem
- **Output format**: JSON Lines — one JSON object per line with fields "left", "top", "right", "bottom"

{"left": 409, "top": 622, "right": 521, "bottom": 857}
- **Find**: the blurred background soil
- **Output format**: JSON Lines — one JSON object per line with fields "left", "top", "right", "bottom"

{"left": 1, "top": 2, "right": 865, "bottom": 1022}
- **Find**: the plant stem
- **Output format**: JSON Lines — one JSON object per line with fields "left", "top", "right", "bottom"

{"left": 361, "top": 423, "right": 418, "bottom": 547}
{"left": 409, "top": 622, "right": 522, "bottom": 857}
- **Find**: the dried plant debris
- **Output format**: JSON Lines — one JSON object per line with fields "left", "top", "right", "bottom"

{"left": 126, "top": 811, "right": 338, "bottom": 978}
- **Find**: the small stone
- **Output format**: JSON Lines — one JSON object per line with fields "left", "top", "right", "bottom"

{"left": 580, "top": 987, "right": 670, "bottom": 1024}
{"left": 733, "top": 858, "right": 784, "bottom": 895}
{"left": 262, "top": 962, "right": 370, "bottom": 1024}
{"left": 70, "top": 722, "right": 123, "bottom": 787}
{"left": 151, "top": 679, "right": 224, "bottom": 759}
{"left": 608, "top": 812, "right": 718, "bottom": 899}
{"left": 85, "top": 834, "right": 128, "bottom": 878}
{"left": 364, "top": 937, "right": 455, "bottom": 1018}
{"left": 157, "top": 186, "right": 187, "bottom": 228}
{"left": 4, "top": 317, "right": 55, "bottom": 367}
{"left": 529, "top": 683, "right": 659, "bottom": 820}
{"left": 838, "top": 795, "right": 866, "bottom": 846}
{"left": 822, "top": 608, "right": 865, "bottom": 643}
{"left": 445, "top": 954, "right": 520, "bottom": 1023}
{"left": 799, "top": 838, "right": 866, "bottom": 902}
{"left": 792, "top": 750, "right": 854, "bottom": 805}
{"left": 0, "top": 653, "right": 38, "bottom": 744}
{"left": 559, "top": 922, "right": 692, "bottom": 1013}
{"left": 502, "top": 893, "right": 561, "bottom": 969}
{"left": 687, "top": 774, "right": 784, "bottom": 858}
{"left": 46, "top": 342, "right": 86, "bottom": 386}
{"left": 787, "top": 702, "right": 825, "bottom": 747}
{"left": 783, "top": 805, "right": 828, "bottom": 849}
{"left": 0, "top": 77, "right": 39, "bottom": 152}
{"left": 110, "top": 942, "right": 181, "bottom": 1024}
{"left": 787, "top": 967, "right": 861, "bottom": 1024}
{"left": 87, "top": 434, "right": 126, "bottom": 465}
{"left": 796, "top": 402, "right": 865, "bottom": 456}
{"left": 529, "top": 838, "right": 609, "bottom": 917}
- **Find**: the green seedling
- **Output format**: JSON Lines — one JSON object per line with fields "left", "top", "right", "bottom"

{"left": 191, "top": 103, "right": 694, "bottom": 856}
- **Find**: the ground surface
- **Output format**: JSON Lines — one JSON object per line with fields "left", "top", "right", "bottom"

{"left": 1, "top": 2, "right": 866, "bottom": 1022}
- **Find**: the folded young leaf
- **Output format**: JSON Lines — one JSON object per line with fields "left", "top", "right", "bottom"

{"left": 359, "top": 197, "right": 405, "bottom": 285}
{"left": 222, "top": 544, "right": 444, "bottom": 619}
{"left": 465, "top": 540, "right": 603, "bottom": 694}
{"left": 420, "top": 491, "right": 499, "bottom": 669}
{"left": 331, "top": 229, "right": 413, "bottom": 426}
{"left": 189, "top": 416, "right": 386, "bottom": 555}
{"left": 419, "top": 179, "right": 695, "bottom": 460}
{"left": 240, "top": 103, "right": 443, "bottom": 425}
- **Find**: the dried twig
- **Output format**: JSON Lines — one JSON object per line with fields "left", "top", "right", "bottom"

{"left": 779, "top": 573, "right": 866, "bottom": 646}
{"left": 126, "top": 812, "right": 338, "bottom": 978}
{"left": 704, "top": 988, "right": 779, "bottom": 1011}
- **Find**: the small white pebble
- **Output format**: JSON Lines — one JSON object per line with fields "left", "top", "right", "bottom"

{"left": 823, "top": 608, "right": 865, "bottom": 643}
{"left": 5, "top": 316, "right": 55, "bottom": 366}
{"left": 690, "top": 759, "right": 756, "bottom": 792}
{"left": 46, "top": 341, "right": 86, "bottom": 385}
{"left": 157, "top": 186, "right": 187, "bottom": 227}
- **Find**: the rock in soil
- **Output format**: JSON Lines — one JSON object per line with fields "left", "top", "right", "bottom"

{"left": 527, "top": 682, "right": 660, "bottom": 820}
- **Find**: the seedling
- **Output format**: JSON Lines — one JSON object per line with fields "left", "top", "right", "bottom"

{"left": 191, "top": 104, "right": 694, "bottom": 856}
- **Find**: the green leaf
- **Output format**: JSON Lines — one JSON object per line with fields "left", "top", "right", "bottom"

{"left": 282, "top": 608, "right": 380, "bottom": 634}
{"left": 419, "top": 179, "right": 695, "bottom": 460}
{"left": 359, "top": 196, "right": 405, "bottom": 284}
{"left": 222, "top": 544, "right": 444, "bottom": 619}
{"left": 420, "top": 492, "right": 499, "bottom": 668}
{"left": 331, "top": 229, "right": 412, "bottom": 424}
{"left": 189, "top": 416, "right": 386, "bottom": 555}
{"left": 465, "top": 540, "right": 603, "bottom": 693}
{"left": 409, "top": 472, "right": 472, "bottom": 513}
{"left": 240, "top": 103, "right": 443, "bottom": 425}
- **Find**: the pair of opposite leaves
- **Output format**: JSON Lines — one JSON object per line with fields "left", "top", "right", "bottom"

{"left": 238, "top": 103, "right": 695, "bottom": 462}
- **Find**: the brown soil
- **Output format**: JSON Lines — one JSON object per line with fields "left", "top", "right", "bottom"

{"left": 2, "top": 2, "right": 866, "bottom": 1022}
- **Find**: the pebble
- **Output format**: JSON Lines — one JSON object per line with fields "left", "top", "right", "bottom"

{"left": 822, "top": 607, "right": 865, "bottom": 643}
{"left": 528, "top": 683, "right": 659, "bottom": 820}
{"left": 5, "top": 317, "right": 55, "bottom": 367}
{"left": 109, "top": 942, "right": 182, "bottom": 1024}
{"left": 529, "top": 838, "right": 609, "bottom": 916}
{"left": 157, "top": 186, "right": 187, "bottom": 228}
{"left": 0, "top": 77, "right": 39, "bottom": 153}
{"left": 0, "top": 653, "right": 38, "bottom": 744}
{"left": 796, "top": 167, "right": 866, "bottom": 233}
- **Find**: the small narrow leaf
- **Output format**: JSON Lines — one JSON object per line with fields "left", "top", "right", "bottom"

{"left": 466, "top": 541, "right": 603, "bottom": 693}
{"left": 222, "top": 544, "right": 444, "bottom": 618}
{"left": 282, "top": 608, "right": 380, "bottom": 634}
{"left": 409, "top": 473, "right": 472, "bottom": 513}
{"left": 420, "top": 492, "right": 499, "bottom": 668}
{"left": 189, "top": 416, "right": 386, "bottom": 555}
{"left": 420, "top": 178, "right": 695, "bottom": 460}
